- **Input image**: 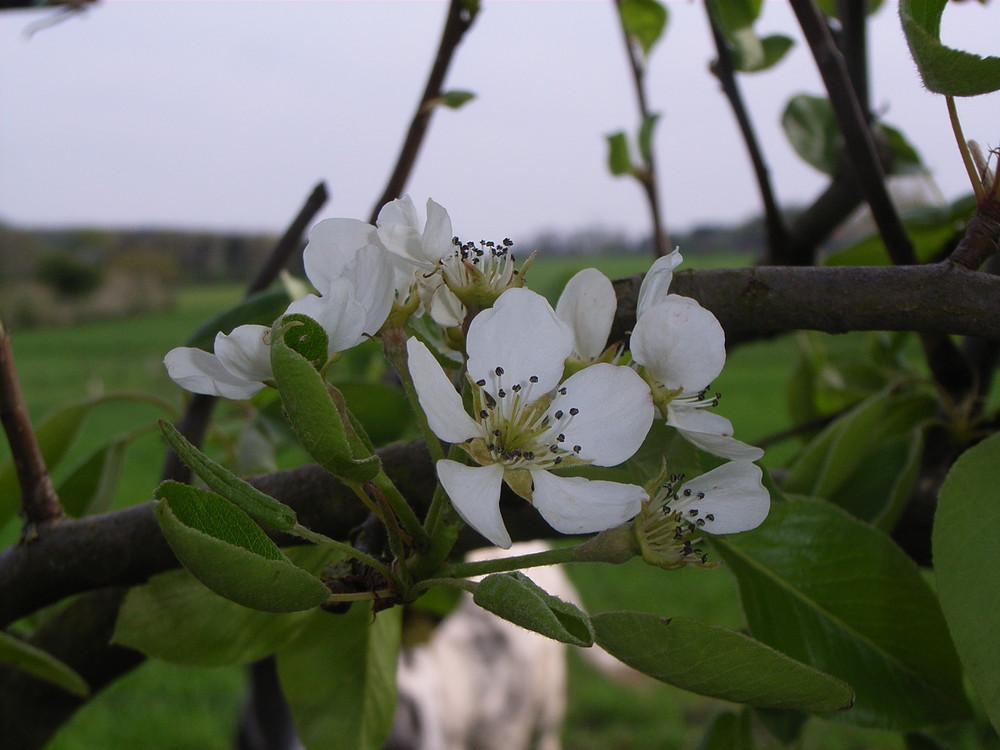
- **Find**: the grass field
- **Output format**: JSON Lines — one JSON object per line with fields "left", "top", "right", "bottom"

{"left": 4, "top": 252, "right": 903, "bottom": 749}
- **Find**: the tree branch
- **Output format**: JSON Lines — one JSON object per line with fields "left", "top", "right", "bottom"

{"left": 368, "top": 0, "right": 478, "bottom": 223}
{"left": 790, "top": 0, "right": 915, "bottom": 266}
{"left": 614, "top": 0, "right": 670, "bottom": 256}
{"left": 705, "top": 7, "right": 789, "bottom": 263}
{"left": 0, "top": 322, "right": 63, "bottom": 527}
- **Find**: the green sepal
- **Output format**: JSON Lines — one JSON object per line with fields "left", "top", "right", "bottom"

{"left": 270, "top": 319, "right": 381, "bottom": 483}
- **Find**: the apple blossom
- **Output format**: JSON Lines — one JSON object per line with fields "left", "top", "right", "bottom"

{"left": 407, "top": 287, "right": 654, "bottom": 548}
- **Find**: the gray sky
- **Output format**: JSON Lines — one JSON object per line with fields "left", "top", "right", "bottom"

{"left": 0, "top": 0, "right": 997, "bottom": 243}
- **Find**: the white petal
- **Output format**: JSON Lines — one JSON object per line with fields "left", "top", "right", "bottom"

{"left": 285, "top": 283, "right": 368, "bottom": 354}
{"left": 428, "top": 284, "right": 465, "bottom": 328}
{"left": 164, "top": 347, "right": 264, "bottom": 400}
{"left": 547, "top": 364, "right": 653, "bottom": 466}
{"left": 303, "top": 218, "right": 376, "bottom": 295}
{"left": 555, "top": 268, "right": 616, "bottom": 360}
{"left": 531, "top": 470, "right": 644, "bottom": 535}
{"left": 420, "top": 198, "right": 454, "bottom": 264}
{"left": 677, "top": 462, "right": 770, "bottom": 534}
{"left": 630, "top": 295, "right": 725, "bottom": 393}
{"left": 406, "top": 338, "right": 481, "bottom": 443}
{"left": 466, "top": 288, "right": 573, "bottom": 398}
{"left": 376, "top": 195, "right": 429, "bottom": 263}
{"left": 668, "top": 406, "right": 765, "bottom": 461}
{"left": 341, "top": 244, "right": 396, "bottom": 336}
{"left": 214, "top": 325, "right": 272, "bottom": 383}
{"left": 437, "top": 460, "right": 510, "bottom": 548}
{"left": 636, "top": 249, "right": 683, "bottom": 318}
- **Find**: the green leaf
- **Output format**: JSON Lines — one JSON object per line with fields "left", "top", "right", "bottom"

{"left": 697, "top": 709, "right": 755, "bottom": 750}
{"left": 754, "top": 707, "right": 808, "bottom": 745}
{"left": 278, "top": 603, "right": 402, "bottom": 750}
{"left": 182, "top": 287, "right": 292, "bottom": 351}
{"left": 755, "top": 34, "right": 795, "bottom": 72}
{"left": 880, "top": 122, "right": 926, "bottom": 176}
{"left": 899, "top": 0, "right": 1000, "bottom": 96}
{"left": 0, "top": 630, "right": 89, "bottom": 697}
{"left": 606, "top": 131, "right": 634, "bottom": 177}
{"left": 159, "top": 419, "right": 298, "bottom": 531}
{"left": 934, "top": 432, "right": 1000, "bottom": 736}
{"left": 154, "top": 481, "right": 329, "bottom": 612}
{"left": 0, "top": 401, "right": 90, "bottom": 527}
{"left": 781, "top": 94, "right": 840, "bottom": 175}
{"left": 270, "top": 318, "right": 381, "bottom": 483}
{"left": 438, "top": 89, "right": 476, "bottom": 109}
{"left": 591, "top": 611, "right": 853, "bottom": 712}
{"left": 58, "top": 436, "right": 129, "bottom": 517}
{"left": 474, "top": 572, "right": 594, "bottom": 647}
{"left": 112, "top": 547, "right": 338, "bottom": 666}
{"left": 277, "top": 313, "right": 329, "bottom": 368}
{"left": 713, "top": 499, "right": 971, "bottom": 729}
{"left": 618, "top": 0, "right": 669, "bottom": 57}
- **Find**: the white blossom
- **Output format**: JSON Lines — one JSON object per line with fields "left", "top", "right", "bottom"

{"left": 407, "top": 287, "right": 654, "bottom": 548}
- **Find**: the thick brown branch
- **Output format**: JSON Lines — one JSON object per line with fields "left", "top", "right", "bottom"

{"left": 369, "top": 0, "right": 478, "bottom": 223}
{"left": 0, "top": 323, "right": 63, "bottom": 526}
{"left": 950, "top": 198, "right": 1000, "bottom": 271}
{"left": 611, "top": 262, "right": 1000, "bottom": 345}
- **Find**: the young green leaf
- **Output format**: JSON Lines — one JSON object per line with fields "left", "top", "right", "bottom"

{"left": 473, "top": 572, "right": 594, "bottom": 647}
{"left": 781, "top": 94, "right": 840, "bottom": 176}
{"left": 159, "top": 419, "right": 298, "bottom": 531}
{"left": 278, "top": 603, "right": 402, "bottom": 750}
{"left": 899, "top": 0, "right": 1000, "bottom": 96}
{"left": 439, "top": 90, "right": 476, "bottom": 109}
{"left": 606, "top": 132, "right": 635, "bottom": 177}
{"left": 618, "top": 0, "right": 669, "bottom": 57}
{"left": 934, "top": 432, "right": 1000, "bottom": 737}
{"left": 0, "top": 631, "right": 89, "bottom": 697}
{"left": 713, "top": 499, "right": 971, "bottom": 729}
{"left": 154, "top": 481, "right": 329, "bottom": 612}
{"left": 591, "top": 611, "right": 853, "bottom": 712}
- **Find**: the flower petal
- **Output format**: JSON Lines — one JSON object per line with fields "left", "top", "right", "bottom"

{"left": 555, "top": 268, "right": 616, "bottom": 360}
{"left": 406, "top": 338, "right": 481, "bottom": 443}
{"left": 164, "top": 347, "right": 264, "bottom": 400}
{"left": 547, "top": 363, "right": 653, "bottom": 466}
{"left": 530, "top": 470, "right": 644, "bottom": 535}
{"left": 636, "top": 249, "right": 683, "bottom": 318}
{"left": 630, "top": 295, "right": 726, "bottom": 393}
{"left": 214, "top": 325, "right": 272, "bottom": 383}
{"left": 285, "top": 283, "right": 369, "bottom": 355}
{"left": 303, "top": 218, "right": 376, "bottom": 296}
{"left": 376, "top": 195, "right": 431, "bottom": 265}
{"left": 668, "top": 406, "right": 764, "bottom": 461}
{"left": 420, "top": 198, "right": 454, "bottom": 263}
{"left": 677, "top": 461, "right": 770, "bottom": 534}
{"left": 437, "top": 460, "right": 510, "bottom": 548}
{"left": 428, "top": 284, "right": 465, "bottom": 328}
{"left": 466, "top": 288, "right": 573, "bottom": 398}
{"left": 341, "top": 244, "right": 396, "bottom": 335}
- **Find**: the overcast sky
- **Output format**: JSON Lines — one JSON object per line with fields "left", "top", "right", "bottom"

{"left": 0, "top": 0, "right": 997, "bottom": 243}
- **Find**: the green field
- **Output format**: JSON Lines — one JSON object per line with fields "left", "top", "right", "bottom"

{"left": 4, "top": 253, "right": 904, "bottom": 749}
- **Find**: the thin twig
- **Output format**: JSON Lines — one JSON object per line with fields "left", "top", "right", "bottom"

{"left": 0, "top": 322, "right": 63, "bottom": 526}
{"left": 790, "top": 0, "right": 916, "bottom": 266}
{"left": 160, "top": 181, "right": 330, "bottom": 483}
{"left": 368, "top": 0, "right": 479, "bottom": 223}
{"left": 614, "top": 0, "right": 670, "bottom": 257}
{"left": 705, "top": 7, "right": 789, "bottom": 263}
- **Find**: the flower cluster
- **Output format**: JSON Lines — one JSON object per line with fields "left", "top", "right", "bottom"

{"left": 163, "top": 196, "right": 769, "bottom": 563}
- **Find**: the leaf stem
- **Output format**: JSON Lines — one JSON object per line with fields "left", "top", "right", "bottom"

{"left": 946, "top": 97, "right": 986, "bottom": 203}
{"left": 290, "top": 524, "right": 396, "bottom": 582}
